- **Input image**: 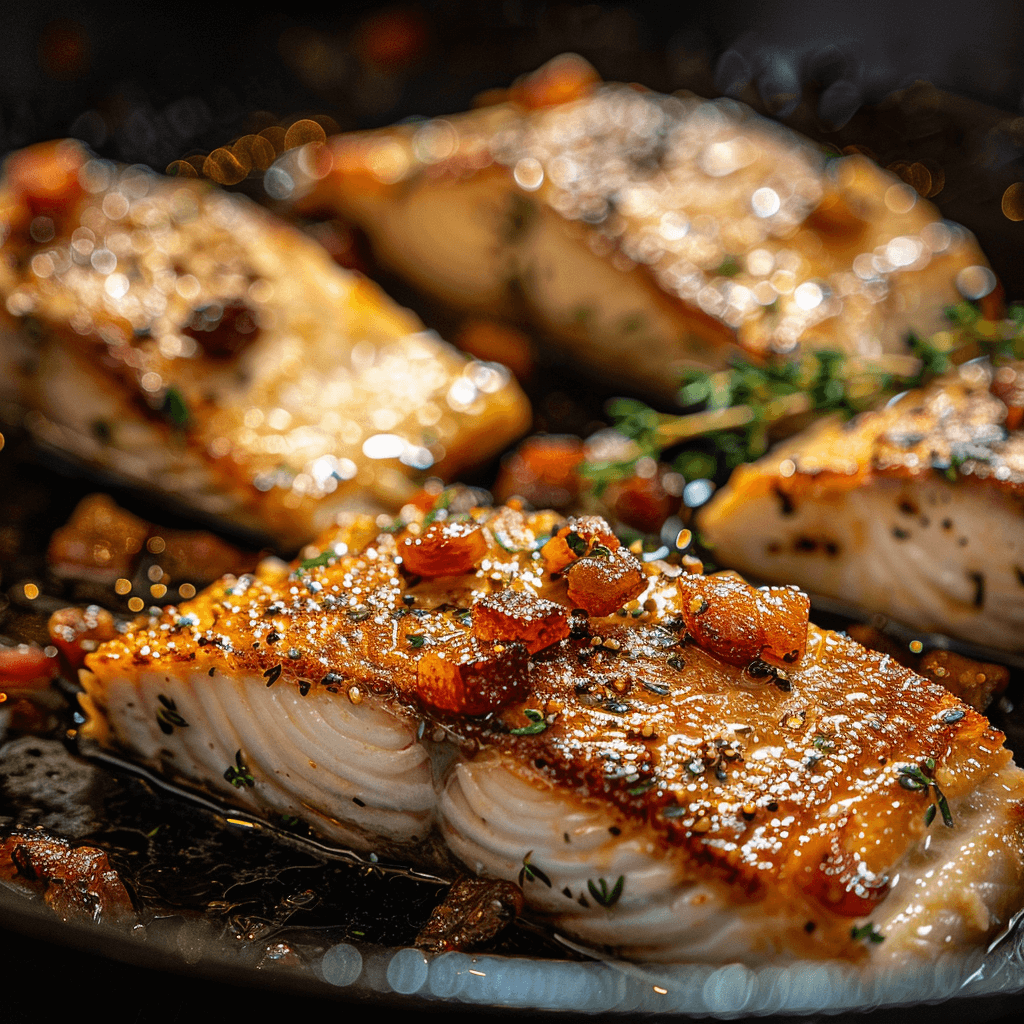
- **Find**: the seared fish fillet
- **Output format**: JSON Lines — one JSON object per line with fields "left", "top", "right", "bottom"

{"left": 78, "top": 506, "right": 1024, "bottom": 965}
{"left": 287, "top": 56, "right": 996, "bottom": 398}
{"left": 699, "top": 359, "right": 1024, "bottom": 652}
{"left": 0, "top": 141, "right": 529, "bottom": 547}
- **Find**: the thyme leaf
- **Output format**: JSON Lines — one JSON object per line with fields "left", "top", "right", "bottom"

{"left": 518, "top": 850, "right": 552, "bottom": 888}
{"left": 587, "top": 875, "right": 625, "bottom": 908}
{"left": 510, "top": 708, "right": 548, "bottom": 735}
{"left": 576, "top": 308, "right": 1024, "bottom": 500}
{"left": 851, "top": 922, "right": 885, "bottom": 944}
{"left": 298, "top": 550, "right": 333, "bottom": 571}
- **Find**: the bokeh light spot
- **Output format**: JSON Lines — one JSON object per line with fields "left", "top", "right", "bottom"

{"left": 284, "top": 119, "right": 327, "bottom": 150}
{"left": 1002, "top": 182, "right": 1024, "bottom": 221}
{"left": 203, "top": 148, "right": 248, "bottom": 185}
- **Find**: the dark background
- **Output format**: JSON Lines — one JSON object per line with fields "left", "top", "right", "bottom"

{"left": 3, "top": 2, "right": 1024, "bottom": 1020}
{"left": 4, "top": 1, "right": 1024, "bottom": 295}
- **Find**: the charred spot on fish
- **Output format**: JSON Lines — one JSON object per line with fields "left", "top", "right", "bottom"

{"left": 891, "top": 527, "right": 910, "bottom": 541}
{"left": 1016, "top": 566, "right": 1024, "bottom": 587}
{"left": 773, "top": 485, "right": 796, "bottom": 517}
{"left": 504, "top": 192, "right": 537, "bottom": 243}
{"left": 804, "top": 921, "right": 817, "bottom": 934}
{"left": 767, "top": 541, "right": 782, "bottom": 554}
{"left": 608, "top": 826, "right": 621, "bottom": 836}
{"left": 266, "top": 631, "right": 281, "bottom": 644}
{"left": 897, "top": 499, "right": 919, "bottom": 517}
{"left": 969, "top": 572, "right": 985, "bottom": 609}
{"left": 183, "top": 301, "right": 260, "bottom": 359}
{"left": 794, "top": 536, "right": 817, "bottom": 552}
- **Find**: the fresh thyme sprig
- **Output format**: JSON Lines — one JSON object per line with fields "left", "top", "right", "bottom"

{"left": 579, "top": 303, "right": 1024, "bottom": 494}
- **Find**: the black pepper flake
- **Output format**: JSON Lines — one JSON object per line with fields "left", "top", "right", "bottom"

{"left": 298, "top": 680, "right": 311, "bottom": 697}
{"left": 940, "top": 708, "right": 965, "bottom": 724}
{"left": 608, "top": 826, "right": 621, "bottom": 836}
{"left": 266, "top": 631, "right": 282, "bottom": 644}
{"left": 263, "top": 664, "right": 282, "bottom": 687}
{"left": 643, "top": 680, "right": 671, "bottom": 695}
{"left": 666, "top": 656, "right": 685, "bottom": 672}
{"left": 766, "top": 801, "right": 779, "bottom": 812}
{"left": 208, "top": 667, "right": 216, "bottom": 677}
{"left": 352, "top": 797, "right": 366, "bottom": 807}
{"left": 968, "top": 571, "right": 985, "bottom": 609}
{"left": 402, "top": 594, "right": 416, "bottom": 606}
{"left": 196, "top": 636, "right": 209, "bottom": 646}
{"left": 892, "top": 527, "right": 910, "bottom": 540}
{"left": 322, "top": 671, "right": 343, "bottom": 687}
{"left": 286, "top": 648, "right": 301, "bottom": 660}
{"left": 804, "top": 921, "right": 816, "bottom": 934}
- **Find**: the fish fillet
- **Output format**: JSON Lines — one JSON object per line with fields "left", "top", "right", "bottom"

{"left": 77, "top": 505, "right": 1024, "bottom": 965}
{"left": 0, "top": 141, "right": 530, "bottom": 547}
{"left": 286, "top": 56, "right": 997, "bottom": 399}
{"left": 699, "top": 359, "right": 1024, "bottom": 652}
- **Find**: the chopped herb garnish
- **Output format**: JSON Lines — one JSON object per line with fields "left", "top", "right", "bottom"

{"left": 517, "top": 850, "right": 552, "bottom": 888}
{"left": 565, "top": 531, "right": 588, "bottom": 556}
{"left": 716, "top": 255, "right": 741, "bottom": 277}
{"left": 851, "top": 922, "right": 885, "bottom": 944}
{"left": 406, "top": 634, "right": 425, "bottom": 648}
{"left": 224, "top": 750, "right": 255, "bottom": 789}
{"left": 627, "top": 777, "right": 656, "bottom": 796}
{"left": 510, "top": 708, "right": 548, "bottom": 735}
{"left": 155, "top": 695, "right": 188, "bottom": 734}
{"left": 898, "top": 761, "right": 953, "bottom": 827}
{"left": 587, "top": 875, "right": 624, "bottom": 908}
{"left": 298, "top": 550, "right": 333, "bottom": 571}
{"left": 162, "top": 386, "right": 190, "bottom": 429}
{"left": 422, "top": 488, "right": 455, "bottom": 526}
